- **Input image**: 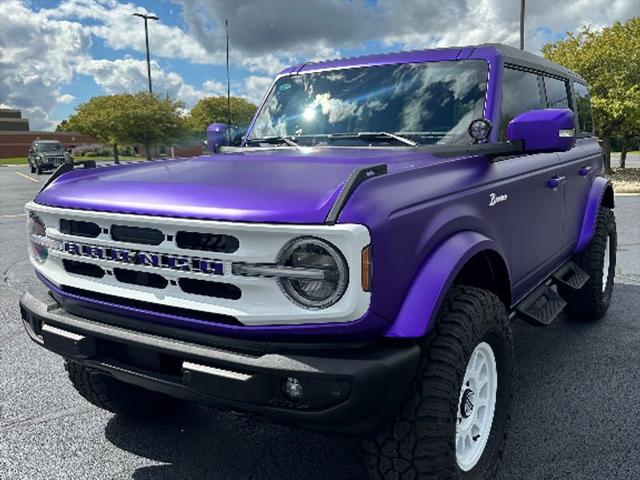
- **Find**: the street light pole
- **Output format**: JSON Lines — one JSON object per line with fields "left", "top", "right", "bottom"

{"left": 132, "top": 13, "right": 159, "bottom": 93}
{"left": 519, "top": 0, "right": 526, "bottom": 50}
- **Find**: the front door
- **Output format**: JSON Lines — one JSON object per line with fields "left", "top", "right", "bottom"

{"left": 492, "top": 152, "right": 566, "bottom": 300}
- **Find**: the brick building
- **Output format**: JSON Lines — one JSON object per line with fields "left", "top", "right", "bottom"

{"left": 0, "top": 109, "right": 96, "bottom": 158}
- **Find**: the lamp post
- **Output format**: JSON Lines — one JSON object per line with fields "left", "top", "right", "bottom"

{"left": 519, "top": 0, "right": 526, "bottom": 50}
{"left": 132, "top": 13, "right": 159, "bottom": 93}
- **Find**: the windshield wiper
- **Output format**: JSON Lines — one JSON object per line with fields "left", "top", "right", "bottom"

{"left": 328, "top": 132, "right": 417, "bottom": 146}
{"left": 246, "top": 136, "right": 299, "bottom": 147}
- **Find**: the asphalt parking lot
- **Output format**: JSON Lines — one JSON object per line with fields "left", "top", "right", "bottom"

{"left": 1, "top": 164, "right": 639, "bottom": 480}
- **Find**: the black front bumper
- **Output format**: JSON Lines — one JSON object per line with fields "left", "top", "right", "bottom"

{"left": 19, "top": 286, "right": 420, "bottom": 434}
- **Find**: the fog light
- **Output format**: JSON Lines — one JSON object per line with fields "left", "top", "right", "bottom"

{"left": 282, "top": 377, "right": 303, "bottom": 400}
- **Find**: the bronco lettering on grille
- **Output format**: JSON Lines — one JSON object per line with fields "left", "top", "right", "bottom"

{"left": 63, "top": 241, "right": 224, "bottom": 275}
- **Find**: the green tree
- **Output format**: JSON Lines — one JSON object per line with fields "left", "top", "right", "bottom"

{"left": 121, "top": 92, "right": 187, "bottom": 160}
{"left": 64, "top": 93, "right": 187, "bottom": 162}
{"left": 542, "top": 17, "right": 640, "bottom": 172}
{"left": 187, "top": 96, "right": 257, "bottom": 132}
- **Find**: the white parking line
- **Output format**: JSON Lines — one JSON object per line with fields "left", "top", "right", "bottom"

{"left": 0, "top": 213, "right": 25, "bottom": 218}
{"left": 15, "top": 171, "right": 40, "bottom": 183}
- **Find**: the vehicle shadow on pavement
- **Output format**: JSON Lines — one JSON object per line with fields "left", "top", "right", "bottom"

{"left": 105, "top": 402, "right": 369, "bottom": 480}
{"left": 497, "top": 282, "right": 640, "bottom": 480}
{"left": 104, "top": 283, "right": 639, "bottom": 480}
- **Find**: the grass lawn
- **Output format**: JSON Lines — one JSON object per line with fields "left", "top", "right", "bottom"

{"left": 0, "top": 156, "right": 141, "bottom": 165}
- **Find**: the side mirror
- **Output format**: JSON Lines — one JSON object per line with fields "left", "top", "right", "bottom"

{"left": 507, "top": 109, "right": 575, "bottom": 153}
{"left": 207, "top": 123, "right": 232, "bottom": 153}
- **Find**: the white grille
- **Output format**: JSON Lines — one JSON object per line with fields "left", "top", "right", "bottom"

{"left": 26, "top": 201, "right": 371, "bottom": 326}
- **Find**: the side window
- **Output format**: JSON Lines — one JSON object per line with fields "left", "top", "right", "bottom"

{"left": 574, "top": 82, "right": 594, "bottom": 134}
{"left": 500, "top": 68, "right": 544, "bottom": 139}
{"left": 544, "top": 76, "right": 570, "bottom": 109}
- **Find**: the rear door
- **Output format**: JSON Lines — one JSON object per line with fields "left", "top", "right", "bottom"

{"left": 554, "top": 81, "right": 601, "bottom": 249}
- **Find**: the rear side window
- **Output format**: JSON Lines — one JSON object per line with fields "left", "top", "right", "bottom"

{"left": 500, "top": 68, "right": 544, "bottom": 139}
{"left": 544, "top": 76, "right": 570, "bottom": 109}
{"left": 574, "top": 83, "right": 594, "bottom": 134}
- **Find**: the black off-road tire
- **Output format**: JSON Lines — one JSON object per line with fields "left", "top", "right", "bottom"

{"left": 36, "top": 165, "right": 43, "bottom": 175}
{"left": 66, "top": 361, "right": 180, "bottom": 416}
{"left": 362, "top": 285, "right": 513, "bottom": 480}
{"left": 29, "top": 163, "right": 36, "bottom": 173}
{"left": 560, "top": 207, "right": 616, "bottom": 321}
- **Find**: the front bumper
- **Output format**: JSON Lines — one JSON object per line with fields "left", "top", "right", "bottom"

{"left": 20, "top": 285, "right": 420, "bottom": 434}
{"left": 37, "top": 159, "right": 66, "bottom": 169}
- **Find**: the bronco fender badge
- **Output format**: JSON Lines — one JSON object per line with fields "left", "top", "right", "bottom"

{"left": 488, "top": 192, "right": 508, "bottom": 207}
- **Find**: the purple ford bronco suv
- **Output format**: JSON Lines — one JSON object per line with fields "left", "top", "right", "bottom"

{"left": 20, "top": 44, "right": 616, "bottom": 479}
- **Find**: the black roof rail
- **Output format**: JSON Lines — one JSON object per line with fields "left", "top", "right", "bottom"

{"left": 325, "top": 163, "right": 387, "bottom": 225}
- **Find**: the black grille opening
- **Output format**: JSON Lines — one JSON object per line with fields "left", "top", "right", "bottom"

{"left": 113, "top": 268, "right": 168, "bottom": 289}
{"left": 63, "top": 259, "right": 105, "bottom": 278}
{"left": 178, "top": 278, "right": 241, "bottom": 300}
{"left": 59, "top": 285, "right": 242, "bottom": 325}
{"left": 111, "top": 225, "right": 164, "bottom": 245}
{"left": 60, "top": 219, "right": 100, "bottom": 238}
{"left": 176, "top": 231, "right": 239, "bottom": 253}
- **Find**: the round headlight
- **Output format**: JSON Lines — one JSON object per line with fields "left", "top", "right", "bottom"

{"left": 277, "top": 237, "right": 348, "bottom": 309}
{"left": 27, "top": 211, "right": 48, "bottom": 263}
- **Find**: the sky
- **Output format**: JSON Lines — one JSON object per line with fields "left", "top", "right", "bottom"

{"left": 0, "top": 0, "right": 637, "bottom": 131}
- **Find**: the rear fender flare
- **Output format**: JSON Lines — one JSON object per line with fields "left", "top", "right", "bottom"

{"left": 574, "top": 177, "right": 614, "bottom": 253}
{"left": 385, "top": 231, "right": 508, "bottom": 338}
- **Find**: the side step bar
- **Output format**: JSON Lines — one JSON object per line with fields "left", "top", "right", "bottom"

{"left": 514, "top": 261, "right": 589, "bottom": 327}
{"left": 552, "top": 261, "right": 589, "bottom": 290}
{"left": 515, "top": 284, "right": 566, "bottom": 326}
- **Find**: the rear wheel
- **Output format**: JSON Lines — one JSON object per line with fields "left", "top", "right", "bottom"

{"left": 560, "top": 207, "right": 616, "bottom": 321}
{"left": 66, "top": 361, "right": 180, "bottom": 417}
{"left": 362, "top": 285, "right": 513, "bottom": 480}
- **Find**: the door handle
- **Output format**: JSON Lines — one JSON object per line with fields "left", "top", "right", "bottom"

{"left": 579, "top": 165, "right": 593, "bottom": 176}
{"left": 548, "top": 175, "right": 567, "bottom": 189}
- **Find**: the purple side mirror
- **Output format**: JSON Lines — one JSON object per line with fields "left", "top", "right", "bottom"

{"left": 507, "top": 108, "right": 575, "bottom": 153}
{"left": 206, "top": 123, "right": 229, "bottom": 153}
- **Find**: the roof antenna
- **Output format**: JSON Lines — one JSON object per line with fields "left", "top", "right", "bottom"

{"left": 226, "top": 19, "right": 232, "bottom": 130}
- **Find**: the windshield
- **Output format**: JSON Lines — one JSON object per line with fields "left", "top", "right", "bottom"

{"left": 248, "top": 60, "right": 488, "bottom": 146}
{"left": 36, "top": 143, "right": 64, "bottom": 153}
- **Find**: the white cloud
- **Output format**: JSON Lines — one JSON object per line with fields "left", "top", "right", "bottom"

{"left": 0, "top": 0, "right": 90, "bottom": 130}
{"left": 77, "top": 57, "right": 218, "bottom": 107}
{"left": 178, "top": 0, "right": 638, "bottom": 62}
{"left": 44, "top": 0, "right": 219, "bottom": 64}
{"left": 202, "top": 79, "right": 226, "bottom": 96}
{"left": 1, "top": 0, "right": 637, "bottom": 131}
{"left": 243, "top": 76, "right": 273, "bottom": 104}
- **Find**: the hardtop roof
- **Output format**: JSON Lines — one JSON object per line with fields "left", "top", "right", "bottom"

{"left": 284, "top": 43, "right": 586, "bottom": 84}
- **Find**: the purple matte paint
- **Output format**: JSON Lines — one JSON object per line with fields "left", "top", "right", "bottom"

{"left": 507, "top": 108, "right": 576, "bottom": 153}
{"left": 574, "top": 176, "right": 613, "bottom": 253}
{"left": 31, "top": 44, "right": 609, "bottom": 341}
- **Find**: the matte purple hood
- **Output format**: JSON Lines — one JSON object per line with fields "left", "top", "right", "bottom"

{"left": 35, "top": 148, "right": 435, "bottom": 223}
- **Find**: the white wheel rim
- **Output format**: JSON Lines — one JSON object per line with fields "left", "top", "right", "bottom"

{"left": 602, "top": 235, "right": 610, "bottom": 292}
{"left": 456, "top": 341, "right": 498, "bottom": 472}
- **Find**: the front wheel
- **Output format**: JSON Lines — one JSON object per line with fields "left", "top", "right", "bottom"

{"left": 36, "top": 165, "right": 43, "bottom": 175}
{"left": 362, "top": 285, "right": 513, "bottom": 480}
{"left": 29, "top": 162, "right": 36, "bottom": 173}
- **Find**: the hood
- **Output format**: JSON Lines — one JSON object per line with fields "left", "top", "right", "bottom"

{"left": 35, "top": 148, "right": 438, "bottom": 223}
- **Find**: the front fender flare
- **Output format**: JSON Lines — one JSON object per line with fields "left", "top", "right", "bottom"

{"left": 574, "top": 177, "right": 613, "bottom": 253}
{"left": 385, "top": 231, "right": 507, "bottom": 338}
